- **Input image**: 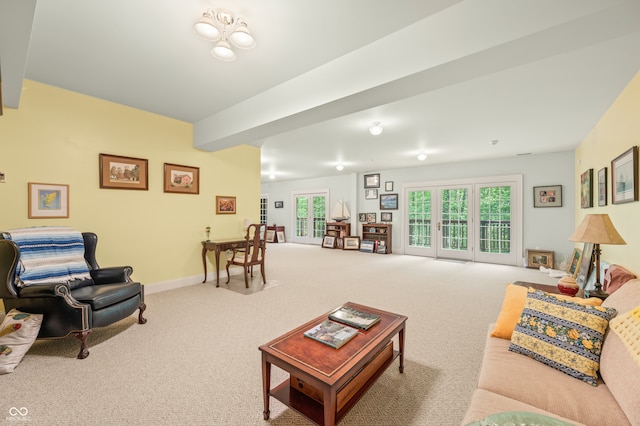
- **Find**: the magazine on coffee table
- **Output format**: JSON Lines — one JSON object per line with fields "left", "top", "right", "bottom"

{"left": 329, "top": 306, "right": 381, "bottom": 330}
{"left": 303, "top": 320, "right": 359, "bottom": 349}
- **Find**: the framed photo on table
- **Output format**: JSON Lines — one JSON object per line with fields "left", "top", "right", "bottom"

{"left": 576, "top": 243, "right": 594, "bottom": 288}
{"left": 99, "top": 153, "right": 148, "bottom": 190}
{"left": 163, "top": 163, "right": 199, "bottom": 194}
{"left": 611, "top": 146, "right": 638, "bottom": 204}
{"left": 533, "top": 185, "right": 562, "bottom": 207}
{"left": 567, "top": 248, "right": 582, "bottom": 278}
{"left": 525, "top": 249, "right": 554, "bottom": 269}
{"left": 28, "top": 182, "right": 69, "bottom": 218}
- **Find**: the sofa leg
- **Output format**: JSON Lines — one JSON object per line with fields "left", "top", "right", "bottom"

{"left": 138, "top": 302, "right": 148, "bottom": 324}
{"left": 74, "top": 330, "right": 92, "bottom": 359}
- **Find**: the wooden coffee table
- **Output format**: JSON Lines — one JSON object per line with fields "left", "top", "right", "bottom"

{"left": 259, "top": 302, "right": 407, "bottom": 426}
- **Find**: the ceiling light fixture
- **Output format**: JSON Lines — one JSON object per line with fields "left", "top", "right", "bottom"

{"left": 336, "top": 164, "right": 344, "bottom": 171}
{"left": 369, "top": 122, "right": 383, "bottom": 136}
{"left": 194, "top": 9, "right": 256, "bottom": 61}
{"left": 417, "top": 153, "right": 427, "bottom": 161}
{"left": 269, "top": 174, "right": 275, "bottom": 180}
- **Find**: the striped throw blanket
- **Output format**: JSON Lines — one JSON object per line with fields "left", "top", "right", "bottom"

{"left": 3, "top": 227, "right": 91, "bottom": 287}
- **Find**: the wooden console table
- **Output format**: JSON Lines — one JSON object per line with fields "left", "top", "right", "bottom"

{"left": 259, "top": 302, "right": 407, "bottom": 426}
{"left": 201, "top": 239, "right": 247, "bottom": 286}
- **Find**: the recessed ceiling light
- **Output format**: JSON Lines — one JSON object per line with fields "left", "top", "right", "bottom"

{"left": 369, "top": 122, "right": 383, "bottom": 136}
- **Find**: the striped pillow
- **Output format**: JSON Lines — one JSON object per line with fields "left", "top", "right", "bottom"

{"left": 4, "top": 227, "right": 91, "bottom": 287}
{"left": 509, "top": 288, "right": 617, "bottom": 386}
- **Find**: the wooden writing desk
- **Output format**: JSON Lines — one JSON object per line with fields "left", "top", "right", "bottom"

{"left": 201, "top": 239, "right": 247, "bottom": 286}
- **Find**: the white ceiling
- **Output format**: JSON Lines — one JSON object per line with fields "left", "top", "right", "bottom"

{"left": 2, "top": 0, "right": 640, "bottom": 183}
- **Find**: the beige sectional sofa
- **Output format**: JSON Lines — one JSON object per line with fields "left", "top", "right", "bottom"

{"left": 462, "top": 279, "right": 640, "bottom": 426}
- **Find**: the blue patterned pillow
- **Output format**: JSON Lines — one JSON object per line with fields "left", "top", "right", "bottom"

{"left": 509, "top": 289, "right": 617, "bottom": 386}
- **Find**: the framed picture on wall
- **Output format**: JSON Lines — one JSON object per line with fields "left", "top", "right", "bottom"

{"left": 216, "top": 196, "right": 236, "bottom": 214}
{"left": 532, "top": 185, "right": 562, "bottom": 207}
{"left": 365, "top": 189, "right": 378, "bottom": 199}
{"left": 28, "top": 182, "right": 69, "bottom": 218}
{"left": 99, "top": 153, "right": 148, "bottom": 190}
{"left": 580, "top": 168, "right": 593, "bottom": 208}
{"left": 364, "top": 173, "right": 380, "bottom": 188}
{"left": 611, "top": 146, "right": 638, "bottom": 204}
{"left": 163, "top": 163, "right": 199, "bottom": 194}
{"left": 598, "top": 167, "right": 607, "bottom": 206}
{"left": 379, "top": 193, "right": 398, "bottom": 210}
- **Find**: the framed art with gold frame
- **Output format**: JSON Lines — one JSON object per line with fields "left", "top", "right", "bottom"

{"left": 28, "top": 182, "right": 69, "bottom": 218}
{"left": 163, "top": 163, "right": 199, "bottom": 194}
{"left": 216, "top": 196, "right": 236, "bottom": 214}
{"left": 99, "top": 153, "right": 148, "bottom": 190}
{"left": 526, "top": 249, "right": 554, "bottom": 269}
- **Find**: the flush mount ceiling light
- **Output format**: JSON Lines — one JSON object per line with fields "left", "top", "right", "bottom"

{"left": 194, "top": 9, "right": 256, "bottom": 61}
{"left": 417, "top": 153, "right": 427, "bottom": 161}
{"left": 369, "top": 122, "right": 383, "bottom": 136}
{"left": 336, "top": 164, "right": 344, "bottom": 171}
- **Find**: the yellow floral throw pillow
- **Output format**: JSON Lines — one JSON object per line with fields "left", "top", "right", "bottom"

{"left": 509, "top": 289, "right": 617, "bottom": 386}
{"left": 0, "top": 309, "right": 43, "bottom": 374}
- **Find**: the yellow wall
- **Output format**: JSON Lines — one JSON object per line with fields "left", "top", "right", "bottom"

{"left": 0, "top": 80, "right": 260, "bottom": 288}
{"left": 575, "top": 71, "right": 640, "bottom": 274}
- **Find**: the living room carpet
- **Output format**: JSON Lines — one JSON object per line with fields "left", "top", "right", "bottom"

{"left": 1, "top": 243, "right": 557, "bottom": 425}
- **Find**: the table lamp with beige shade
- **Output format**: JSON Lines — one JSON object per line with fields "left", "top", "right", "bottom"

{"left": 569, "top": 214, "right": 626, "bottom": 299}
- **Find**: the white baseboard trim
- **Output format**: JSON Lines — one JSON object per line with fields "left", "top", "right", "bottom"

{"left": 143, "top": 269, "right": 243, "bottom": 295}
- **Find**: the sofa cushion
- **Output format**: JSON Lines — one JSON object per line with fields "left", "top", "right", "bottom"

{"left": 509, "top": 289, "right": 616, "bottom": 386}
{"left": 71, "top": 282, "right": 142, "bottom": 310}
{"left": 461, "top": 389, "right": 588, "bottom": 426}
{"left": 603, "top": 264, "right": 636, "bottom": 294}
{"left": 477, "top": 329, "right": 630, "bottom": 425}
{"left": 600, "top": 279, "right": 640, "bottom": 425}
{"left": 491, "top": 283, "right": 602, "bottom": 340}
{"left": 0, "top": 309, "right": 43, "bottom": 374}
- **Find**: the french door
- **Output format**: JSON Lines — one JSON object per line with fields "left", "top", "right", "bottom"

{"left": 292, "top": 192, "right": 328, "bottom": 245}
{"left": 404, "top": 176, "right": 520, "bottom": 265}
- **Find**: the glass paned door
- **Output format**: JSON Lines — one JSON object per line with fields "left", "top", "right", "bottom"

{"left": 405, "top": 188, "right": 436, "bottom": 256}
{"left": 438, "top": 185, "right": 473, "bottom": 260}
{"left": 474, "top": 183, "right": 517, "bottom": 265}
{"left": 293, "top": 193, "right": 327, "bottom": 244}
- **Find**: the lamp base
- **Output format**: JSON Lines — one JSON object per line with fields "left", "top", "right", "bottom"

{"left": 585, "top": 286, "right": 609, "bottom": 300}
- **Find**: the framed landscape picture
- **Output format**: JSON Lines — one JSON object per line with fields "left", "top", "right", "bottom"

{"left": 216, "top": 196, "right": 236, "bottom": 214}
{"left": 533, "top": 185, "right": 562, "bottom": 207}
{"left": 322, "top": 235, "right": 336, "bottom": 248}
{"left": 379, "top": 193, "right": 398, "bottom": 210}
{"left": 164, "top": 163, "right": 199, "bottom": 194}
{"left": 28, "top": 182, "right": 69, "bottom": 218}
{"left": 611, "top": 146, "right": 638, "bottom": 204}
{"left": 580, "top": 168, "right": 593, "bottom": 208}
{"left": 343, "top": 236, "right": 360, "bottom": 250}
{"left": 99, "top": 153, "right": 148, "bottom": 190}
{"left": 598, "top": 167, "right": 607, "bottom": 206}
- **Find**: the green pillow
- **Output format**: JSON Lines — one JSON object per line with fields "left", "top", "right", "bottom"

{"left": 509, "top": 289, "right": 616, "bottom": 386}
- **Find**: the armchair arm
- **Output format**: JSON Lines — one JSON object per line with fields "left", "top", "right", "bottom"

{"left": 18, "top": 283, "right": 69, "bottom": 298}
{"left": 90, "top": 266, "right": 133, "bottom": 284}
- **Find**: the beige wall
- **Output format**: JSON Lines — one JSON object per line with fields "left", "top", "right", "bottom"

{"left": 575, "top": 71, "right": 640, "bottom": 274}
{"left": 0, "top": 80, "right": 261, "bottom": 290}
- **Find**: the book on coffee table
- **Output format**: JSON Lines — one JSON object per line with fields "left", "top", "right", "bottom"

{"left": 329, "top": 306, "right": 381, "bottom": 330}
{"left": 303, "top": 320, "right": 359, "bottom": 349}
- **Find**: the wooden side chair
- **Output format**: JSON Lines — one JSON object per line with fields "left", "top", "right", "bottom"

{"left": 225, "top": 224, "right": 267, "bottom": 288}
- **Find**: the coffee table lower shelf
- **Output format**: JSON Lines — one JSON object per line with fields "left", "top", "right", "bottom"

{"left": 270, "top": 349, "right": 399, "bottom": 426}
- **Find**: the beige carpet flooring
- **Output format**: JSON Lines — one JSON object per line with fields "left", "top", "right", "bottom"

{"left": 1, "top": 243, "right": 557, "bottom": 425}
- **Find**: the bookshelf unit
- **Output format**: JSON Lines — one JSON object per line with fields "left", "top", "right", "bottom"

{"left": 326, "top": 222, "right": 351, "bottom": 248}
{"left": 361, "top": 223, "right": 392, "bottom": 254}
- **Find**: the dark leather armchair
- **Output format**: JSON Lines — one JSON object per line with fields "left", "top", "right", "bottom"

{"left": 0, "top": 232, "right": 147, "bottom": 359}
{"left": 225, "top": 224, "right": 267, "bottom": 288}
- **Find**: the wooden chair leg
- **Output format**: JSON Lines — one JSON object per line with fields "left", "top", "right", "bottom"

{"left": 138, "top": 302, "right": 148, "bottom": 324}
{"left": 74, "top": 330, "right": 92, "bottom": 359}
{"left": 244, "top": 268, "right": 249, "bottom": 288}
{"left": 261, "top": 263, "right": 266, "bottom": 284}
